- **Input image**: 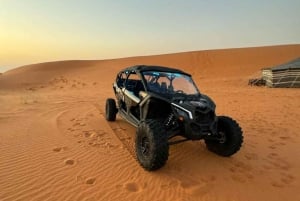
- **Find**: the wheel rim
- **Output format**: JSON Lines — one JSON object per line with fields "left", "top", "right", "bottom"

{"left": 140, "top": 137, "right": 150, "bottom": 156}
{"left": 217, "top": 131, "right": 226, "bottom": 144}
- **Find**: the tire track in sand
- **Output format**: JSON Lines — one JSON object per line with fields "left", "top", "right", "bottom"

{"left": 93, "top": 103, "right": 136, "bottom": 159}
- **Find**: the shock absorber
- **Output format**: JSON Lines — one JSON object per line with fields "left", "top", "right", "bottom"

{"left": 165, "top": 113, "right": 175, "bottom": 128}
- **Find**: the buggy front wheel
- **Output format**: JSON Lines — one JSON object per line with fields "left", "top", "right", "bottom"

{"left": 136, "top": 119, "right": 169, "bottom": 171}
{"left": 205, "top": 116, "right": 243, "bottom": 156}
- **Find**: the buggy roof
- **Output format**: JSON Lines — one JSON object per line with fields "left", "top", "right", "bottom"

{"left": 122, "top": 65, "right": 191, "bottom": 76}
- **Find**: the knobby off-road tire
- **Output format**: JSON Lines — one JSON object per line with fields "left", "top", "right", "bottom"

{"left": 205, "top": 116, "right": 243, "bottom": 156}
{"left": 136, "top": 119, "right": 169, "bottom": 171}
{"left": 105, "top": 98, "right": 117, "bottom": 121}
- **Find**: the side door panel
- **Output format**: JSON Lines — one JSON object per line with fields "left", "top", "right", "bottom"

{"left": 114, "top": 72, "right": 127, "bottom": 111}
{"left": 123, "top": 72, "right": 145, "bottom": 120}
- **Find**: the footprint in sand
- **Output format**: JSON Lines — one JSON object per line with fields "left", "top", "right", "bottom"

{"left": 233, "top": 160, "right": 252, "bottom": 171}
{"left": 67, "top": 127, "right": 76, "bottom": 132}
{"left": 124, "top": 182, "right": 140, "bottom": 192}
{"left": 279, "top": 136, "right": 290, "bottom": 140}
{"left": 85, "top": 177, "right": 96, "bottom": 185}
{"left": 229, "top": 160, "right": 253, "bottom": 183}
{"left": 53, "top": 146, "right": 68, "bottom": 152}
{"left": 266, "top": 154, "right": 291, "bottom": 171}
{"left": 53, "top": 147, "right": 62, "bottom": 152}
{"left": 180, "top": 180, "right": 211, "bottom": 196}
{"left": 27, "top": 87, "right": 36, "bottom": 91}
{"left": 73, "top": 122, "right": 81, "bottom": 127}
{"left": 271, "top": 181, "right": 285, "bottom": 188}
{"left": 79, "top": 122, "right": 86, "bottom": 127}
{"left": 280, "top": 173, "right": 295, "bottom": 184}
{"left": 268, "top": 138, "right": 275, "bottom": 143}
{"left": 78, "top": 175, "right": 104, "bottom": 186}
{"left": 268, "top": 152, "right": 278, "bottom": 158}
{"left": 84, "top": 131, "right": 92, "bottom": 138}
{"left": 88, "top": 113, "right": 94, "bottom": 117}
{"left": 64, "top": 159, "right": 75, "bottom": 165}
{"left": 268, "top": 145, "right": 277, "bottom": 150}
{"left": 244, "top": 152, "right": 258, "bottom": 160}
{"left": 231, "top": 174, "right": 247, "bottom": 183}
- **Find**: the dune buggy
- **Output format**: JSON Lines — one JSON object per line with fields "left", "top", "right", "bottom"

{"left": 105, "top": 65, "right": 243, "bottom": 171}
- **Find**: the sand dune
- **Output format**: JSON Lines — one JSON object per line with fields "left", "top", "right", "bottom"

{"left": 0, "top": 44, "right": 300, "bottom": 201}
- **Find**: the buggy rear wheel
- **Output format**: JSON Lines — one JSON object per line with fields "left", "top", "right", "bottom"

{"left": 105, "top": 98, "right": 117, "bottom": 121}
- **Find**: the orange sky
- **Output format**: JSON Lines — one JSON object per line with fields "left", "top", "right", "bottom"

{"left": 1, "top": 1, "right": 300, "bottom": 72}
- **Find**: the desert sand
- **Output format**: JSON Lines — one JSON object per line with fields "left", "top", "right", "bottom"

{"left": 0, "top": 44, "right": 300, "bottom": 201}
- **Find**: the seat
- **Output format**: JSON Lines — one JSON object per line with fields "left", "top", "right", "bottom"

{"left": 133, "top": 81, "right": 144, "bottom": 97}
{"left": 148, "top": 82, "right": 160, "bottom": 93}
{"left": 160, "top": 82, "right": 167, "bottom": 93}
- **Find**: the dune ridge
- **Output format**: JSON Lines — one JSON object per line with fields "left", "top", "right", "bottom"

{"left": 1, "top": 44, "right": 300, "bottom": 90}
{"left": 0, "top": 44, "right": 300, "bottom": 201}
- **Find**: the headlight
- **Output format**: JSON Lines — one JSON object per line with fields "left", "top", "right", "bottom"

{"left": 172, "top": 103, "right": 193, "bottom": 120}
{"left": 174, "top": 108, "right": 189, "bottom": 119}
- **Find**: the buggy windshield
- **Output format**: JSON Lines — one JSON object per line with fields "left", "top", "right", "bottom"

{"left": 142, "top": 71, "right": 200, "bottom": 95}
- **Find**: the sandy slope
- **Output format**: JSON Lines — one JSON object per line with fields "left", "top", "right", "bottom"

{"left": 0, "top": 45, "right": 300, "bottom": 201}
